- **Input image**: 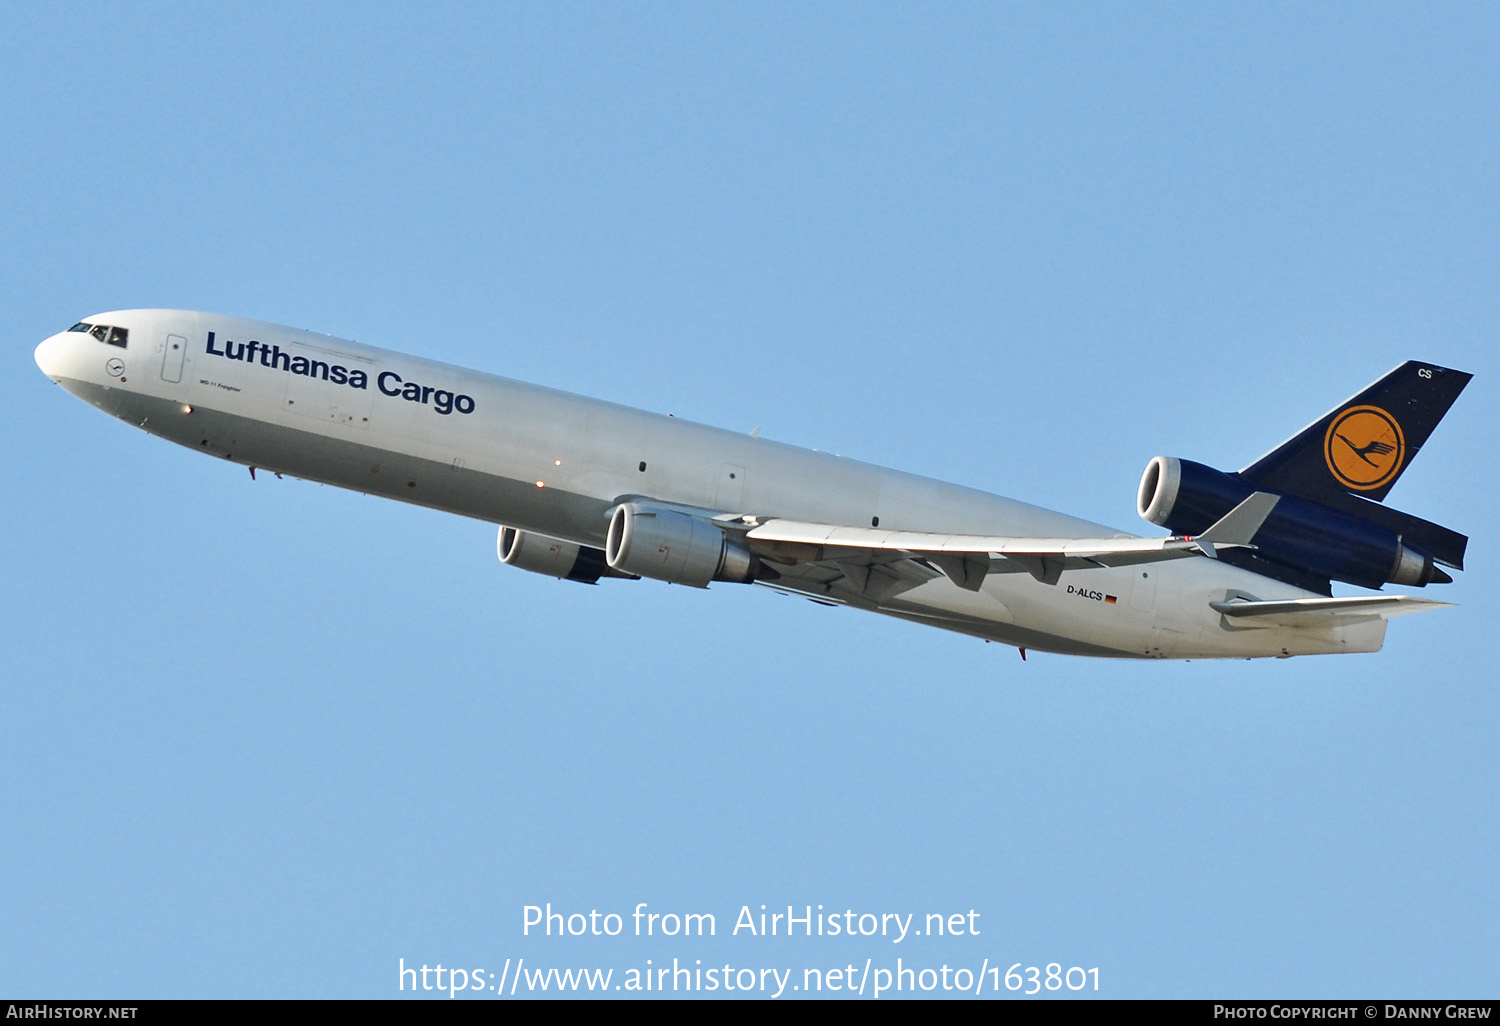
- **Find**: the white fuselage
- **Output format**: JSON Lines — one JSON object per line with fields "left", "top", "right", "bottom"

{"left": 34, "top": 310, "right": 1384, "bottom": 658}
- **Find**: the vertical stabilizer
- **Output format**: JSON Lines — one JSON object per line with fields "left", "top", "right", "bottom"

{"left": 1239, "top": 361, "right": 1471, "bottom": 504}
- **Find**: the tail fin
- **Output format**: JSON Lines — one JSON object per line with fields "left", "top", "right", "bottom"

{"left": 1236, "top": 360, "right": 1470, "bottom": 570}
{"left": 1239, "top": 360, "right": 1471, "bottom": 503}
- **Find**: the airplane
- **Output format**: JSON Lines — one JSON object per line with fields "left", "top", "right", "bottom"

{"left": 34, "top": 311, "right": 1471, "bottom": 659}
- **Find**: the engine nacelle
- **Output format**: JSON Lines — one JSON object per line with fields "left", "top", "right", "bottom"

{"left": 1137, "top": 456, "right": 1446, "bottom": 588}
{"left": 605, "top": 503, "right": 757, "bottom": 588}
{"left": 497, "top": 526, "right": 627, "bottom": 584}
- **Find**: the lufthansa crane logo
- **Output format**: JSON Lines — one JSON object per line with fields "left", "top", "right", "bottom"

{"left": 1324, "top": 405, "right": 1405, "bottom": 491}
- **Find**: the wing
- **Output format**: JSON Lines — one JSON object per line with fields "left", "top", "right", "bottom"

{"left": 739, "top": 491, "right": 1281, "bottom": 592}
{"left": 746, "top": 519, "right": 1204, "bottom": 587}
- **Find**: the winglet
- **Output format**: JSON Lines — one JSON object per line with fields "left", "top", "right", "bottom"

{"left": 1193, "top": 491, "right": 1280, "bottom": 557}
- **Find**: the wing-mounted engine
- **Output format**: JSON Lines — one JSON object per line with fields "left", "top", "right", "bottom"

{"left": 606, "top": 503, "right": 759, "bottom": 587}
{"left": 1138, "top": 456, "right": 1453, "bottom": 589}
{"left": 498, "top": 526, "right": 636, "bottom": 584}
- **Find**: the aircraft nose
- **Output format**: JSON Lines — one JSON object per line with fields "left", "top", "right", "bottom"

{"left": 34, "top": 333, "right": 66, "bottom": 379}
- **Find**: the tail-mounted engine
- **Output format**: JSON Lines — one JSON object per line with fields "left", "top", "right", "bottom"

{"left": 1138, "top": 456, "right": 1454, "bottom": 590}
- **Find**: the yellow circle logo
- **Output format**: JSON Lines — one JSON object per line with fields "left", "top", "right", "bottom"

{"left": 1324, "top": 405, "right": 1405, "bottom": 491}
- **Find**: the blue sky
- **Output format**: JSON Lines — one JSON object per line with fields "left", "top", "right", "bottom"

{"left": 3, "top": 3, "right": 1497, "bottom": 999}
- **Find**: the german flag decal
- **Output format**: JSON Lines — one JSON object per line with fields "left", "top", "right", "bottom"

{"left": 1323, "top": 405, "right": 1405, "bottom": 492}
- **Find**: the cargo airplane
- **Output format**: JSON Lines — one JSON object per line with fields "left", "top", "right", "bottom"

{"left": 34, "top": 311, "right": 1471, "bottom": 659}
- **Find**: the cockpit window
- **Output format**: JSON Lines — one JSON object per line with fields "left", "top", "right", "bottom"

{"left": 79, "top": 323, "right": 128, "bottom": 347}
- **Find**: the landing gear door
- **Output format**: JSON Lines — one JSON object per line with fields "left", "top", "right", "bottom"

{"left": 162, "top": 334, "right": 187, "bottom": 383}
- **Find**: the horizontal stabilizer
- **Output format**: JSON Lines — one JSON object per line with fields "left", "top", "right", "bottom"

{"left": 1209, "top": 594, "right": 1452, "bottom": 628}
{"left": 1304, "top": 489, "right": 1467, "bottom": 570}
